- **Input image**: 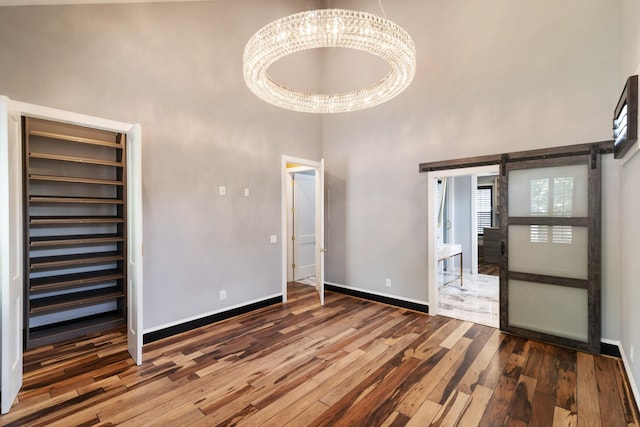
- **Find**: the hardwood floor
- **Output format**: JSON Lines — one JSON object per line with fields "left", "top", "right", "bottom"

{"left": 478, "top": 257, "right": 499, "bottom": 276}
{"left": 1, "top": 282, "right": 638, "bottom": 426}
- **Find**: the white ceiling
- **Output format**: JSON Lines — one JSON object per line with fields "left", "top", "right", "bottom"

{"left": 0, "top": 0, "right": 210, "bottom": 5}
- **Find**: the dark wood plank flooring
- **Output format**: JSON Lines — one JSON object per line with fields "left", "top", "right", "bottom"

{"left": 1, "top": 282, "right": 638, "bottom": 426}
{"left": 478, "top": 256, "right": 499, "bottom": 276}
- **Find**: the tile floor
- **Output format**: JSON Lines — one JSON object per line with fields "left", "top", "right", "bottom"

{"left": 438, "top": 273, "right": 499, "bottom": 328}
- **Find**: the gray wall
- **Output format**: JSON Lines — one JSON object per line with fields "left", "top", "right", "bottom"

{"left": 324, "top": 0, "right": 621, "bottom": 305}
{"left": 0, "top": 1, "right": 323, "bottom": 330}
{"left": 620, "top": 0, "right": 640, "bottom": 401}
{"left": 452, "top": 176, "right": 472, "bottom": 271}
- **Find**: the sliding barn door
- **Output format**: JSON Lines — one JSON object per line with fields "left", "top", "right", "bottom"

{"left": 499, "top": 149, "right": 600, "bottom": 353}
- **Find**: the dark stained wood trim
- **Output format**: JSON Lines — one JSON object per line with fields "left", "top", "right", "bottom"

{"left": 588, "top": 144, "right": 602, "bottom": 353}
{"left": 508, "top": 216, "right": 590, "bottom": 227}
{"left": 507, "top": 142, "right": 611, "bottom": 161}
{"left": 325, "top": 284, "right": 429, "bottom": 313}
{"left": 22, "top": 116, "right": 31, "bottom": 347}
{"left": 508, "top": 271, "right": 588, "bottom": 289}
{"left": 499, "top": 162, "right": 509, "bottom": 332}
{"left": 418, "top": 154, "right": 502, "bottom": 172}
{"left": 504, "top": 325, "right": 591, "bottom": 353}
{"left": 505, "top": 154, "right": 590, "bottom": 171}
{"left": 143, "top": 296, "right": 283, "bottom": 344}
{"left": 419, "top": 141, "right": 613, "bottom": 173}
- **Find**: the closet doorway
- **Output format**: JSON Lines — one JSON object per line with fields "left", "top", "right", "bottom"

{"left": 1, "top": 97, "right": 143, "bottom": 414}
{"left": 281, "top": 156, "right": 325, "bottom": 305}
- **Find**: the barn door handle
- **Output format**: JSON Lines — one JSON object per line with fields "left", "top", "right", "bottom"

{"left": 501, "top": 241, "right": 505, "bottom": 255}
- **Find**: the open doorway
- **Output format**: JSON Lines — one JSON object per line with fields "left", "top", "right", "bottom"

{"left": 476, "top": 174, "right": 500, "bottom": 276}
{"left": 428, "top": 166, "right": 499, "bottom": 328}
{"left": 287, "top": 167, "right": 316, "bottom": 283}
{"left": 1, "top": 97, "right": 143, "bottom": 414}
{"left": 281, "top": 156, "right": 325, "bottom": 305}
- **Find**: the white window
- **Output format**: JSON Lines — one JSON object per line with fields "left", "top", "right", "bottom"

{"left": 477, "top": 186, "right": 493, "bottom": 234}
{"left": 529, "top": 177, "right": 574, "bottom": 243}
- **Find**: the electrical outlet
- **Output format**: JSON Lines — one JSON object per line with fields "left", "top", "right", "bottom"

{"left": 220, "top": 290, "right": 227, "bottom": 300}
{"left": 385, "top": 278, "right": 391, "bottom": 287}
{"left": 244, "top": 188, "right": 250, "bottom": 197}
{"left": 631, "top": 345, "right": 635, "bottom": 364}
{"left": 219, "top": 186, "right": 226, "bottom": 196}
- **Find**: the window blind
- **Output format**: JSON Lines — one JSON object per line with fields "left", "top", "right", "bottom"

{"left": 477, "top": 186, "right": 493, "bottom": 234}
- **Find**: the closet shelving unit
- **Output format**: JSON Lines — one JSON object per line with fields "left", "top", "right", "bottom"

{"left": 23, "top": 117, "right": 127, "bottom": 350}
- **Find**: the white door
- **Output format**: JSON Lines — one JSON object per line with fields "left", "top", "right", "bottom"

{"left": 127, "top": 124, "right": 143, "bottom": 365}
{"left": 316, "top": 159, "right": 325, "bottom": 306}
{"left": 292, "top": 172, "right": 316, "bottom": 281}
{"left": 1, "top": 96, "right": 23, "bottom": 414}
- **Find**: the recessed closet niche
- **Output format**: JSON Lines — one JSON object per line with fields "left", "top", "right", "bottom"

{"left": 22, "top": 117, "right": 127, "bottom": 350}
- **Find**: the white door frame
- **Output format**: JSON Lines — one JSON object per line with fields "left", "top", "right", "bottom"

{"left": 281, "top": 155, "right": 324, "bottom": 304}
{"left": 427, "top": 165, "right": 498, "bottom": 316}
{"left": 1, "top": 96, "right": 23, "bottom": 414}
{"left": 0, "top": 96, "right": 144, "bottom": 412}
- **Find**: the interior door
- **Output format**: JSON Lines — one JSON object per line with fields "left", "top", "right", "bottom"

{"left": 126, "top": 124, "right": 143, "bottom": 365}
{"left": 499, "top": 150, "right": 600, "bottom": 353}
{"left": 316, "top": 159, "right": 325, "bottom": 305}
{"left": 292, "top": 172, "right": 316, "bottom": 281}
{"left": 1, "top": 96, "right": 23, "bottom": 414}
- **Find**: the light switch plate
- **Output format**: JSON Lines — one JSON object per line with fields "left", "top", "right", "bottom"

{"left": 270, "top": 235, "right": 277, "bottom": 244}
{"left": 219, "top": 186, "right": 226, "bottom": 196}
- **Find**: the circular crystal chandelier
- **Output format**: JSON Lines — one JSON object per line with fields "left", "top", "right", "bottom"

{"left": 243, "top": 9, "right": 416, "bottom": 114}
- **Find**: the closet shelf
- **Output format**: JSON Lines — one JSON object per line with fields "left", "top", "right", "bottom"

{"left": 29, "top": 288, "right": 124, "bottom": 314}
{"left": 24, "top": 116, "right": 127, "bottom": 350}
{"left": 29, "top": 152, "right": 123, "bottom": 168}
{"left": 29, "top": 174, "right": 124, "bottom": 186}
{"left": 30, "top": 269, "right": 124, "bottom": 294}
{"left": 30, "top": 233, "right": 124, "bottom": 247}
{"left": 29, "top": 251, "right": 124, "bottom": 270}
{"left": 30, "top": 216, "right": 124, "bottom": 225}
{"left": 29, "top": 195, "right": 124, "bottom": 204}
{"left": 29, "top": 129, "right": 122, "bottom": 149}
{"left": 28, "top": 312, "right": 126, "bottom": 348}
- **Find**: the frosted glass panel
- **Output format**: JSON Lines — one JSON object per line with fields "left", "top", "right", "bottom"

{"left": 509, "top": 164, "right": 588, "bottom": 217}
{"left": 509, "top": 225, "right": 588, "bottom": 279}
{"left": 509, "top": 280, "right": 588, "bottom": 341}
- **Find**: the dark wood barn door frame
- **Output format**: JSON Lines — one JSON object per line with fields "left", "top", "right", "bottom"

{"left": 420, "top": 140, "right": 611, "bottom": 353}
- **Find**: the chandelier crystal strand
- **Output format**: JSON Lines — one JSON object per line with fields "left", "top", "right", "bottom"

{"left": 243, "top": 9, "right": 416, "bottom": 113}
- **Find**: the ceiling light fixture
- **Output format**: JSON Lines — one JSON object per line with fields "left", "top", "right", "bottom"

{"left": 243, "top": 8, "right": 416, "bottom": 114}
